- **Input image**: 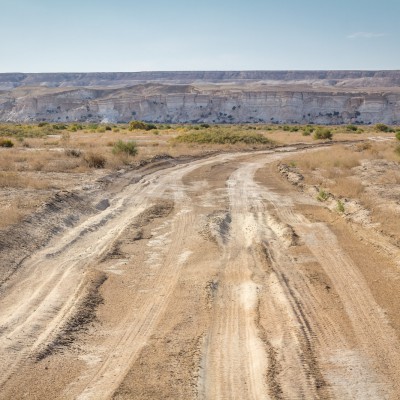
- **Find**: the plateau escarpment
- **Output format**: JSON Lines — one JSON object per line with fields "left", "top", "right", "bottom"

{"left": 0, "top": 71, "right": 399, "bottom": 124}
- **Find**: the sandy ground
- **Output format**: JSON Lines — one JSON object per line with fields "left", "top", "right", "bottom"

{"left": 1, "top": 144, "right": 400, "bottom": 399}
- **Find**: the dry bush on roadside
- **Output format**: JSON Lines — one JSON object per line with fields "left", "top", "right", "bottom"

{"left": 65, "top": 148, "right": 82, "bottom": 158}
{"left": 0, "top": 204, "right": 23, "bottom": 228}
{"left": 333, "top": 177, "right": 365, "bottom": 198}
{"left": 0, "top": 171, "right": 50, "bottom": 189}
{"left": 295, "top": 146, "right": 361, "bottom": 173}
{"left": 0, "top": 138, "right": 14, "bottom": 147}
{"left": 84, "top": 152, "right": 106, "bottom": 168}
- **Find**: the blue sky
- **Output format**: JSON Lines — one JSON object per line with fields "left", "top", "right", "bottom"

{"left": 0, "top": 0, "right": 399, "bottom": 72}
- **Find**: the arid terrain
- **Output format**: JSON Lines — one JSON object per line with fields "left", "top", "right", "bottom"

{"left": 0, "top": 123, "right": 400, "bottom": 399}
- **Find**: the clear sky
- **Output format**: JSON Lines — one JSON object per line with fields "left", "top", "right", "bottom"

{"left": 1, "top": 0, "right": 399, "bottom": 72}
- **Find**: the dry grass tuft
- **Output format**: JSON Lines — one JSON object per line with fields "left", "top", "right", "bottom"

{"left": 84, "top": 152, "right": 106, "bottom": 168}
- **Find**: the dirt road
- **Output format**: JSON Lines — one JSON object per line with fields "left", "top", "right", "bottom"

{"left": 1, "top": 147, "right": 400, "bottom": 399}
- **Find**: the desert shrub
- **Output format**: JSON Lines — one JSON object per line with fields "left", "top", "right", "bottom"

{"left": 337, "top": 200, "right": 345, "bottom": 213}
{"left": 396, "top": 131, "right": 400, "bottom": 141}
{"left": 129, "top": 120, "right": 156, "bottom": 131}
{"left": 356, "top": 142, "right": 371, "bottom": 151}
{"left": 52, "top": 124, "right": 67, "bottom": 130}
{"left": 38, "top": 122, "right": 48, "bottom": 127}
{"left": 313, "top": 128, "right": 332, "bottom": 140}
{"left": 282, "top": 125, "right": 299, "bottom": 132}
{"left": 317, "top": 189, "right": 329, "bottom": 202}
{"left": 105, "top": 125, "right": 112, "bottom": 131}
{"left": 375, "top": 123, "right": 390, "bottom": 132}
{"left": 302, "top": 126, "right": 314, "bottom": 136}
{"left": 84, "top": 152, "right": 106, "bottom": 168}
{"left": 112, "top": 140, "right": 138, "bottom": 156}
{"left": 69, "top": 124, "right": 83, "bottom": 132}
{"left": 65, "top": 148, "right": 82, "bottom": 158}
{"left": 200, "top": 123, "right": 210, "bottom": 128}
{"left": 0, "top": 138, "right": 14, "bottom": 147}
{"left": 346, "top": 125, "right": 358, "bottom": 132}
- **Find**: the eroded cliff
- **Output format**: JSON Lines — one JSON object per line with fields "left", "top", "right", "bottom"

{"left": 0, "top": 71, "right": 399, "bottom": 124}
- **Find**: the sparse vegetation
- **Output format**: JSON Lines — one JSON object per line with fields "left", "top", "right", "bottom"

{"left": 174, "top": 129, "right": 271, "bottom": 145}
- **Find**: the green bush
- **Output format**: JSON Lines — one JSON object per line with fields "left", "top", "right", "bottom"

{"left": 0, "top": 138, "right": 14, "bottom": 147}
{"left": 375, "top": 123, "right": 390, "bottom": 132}
{"left": 313, "top": 128, "right": 333, "bottom": 140}
{"left": 112, "top": 140, "right": 138, "bottom": 156}
{"left": 317, "top": 189, "right": 329, "bottom": 202}
{"left": 129, "top": 120, "right": 156, "bottom": 131}
{"left": 52, "top": 124, "right": 67, "bottom": 130}
{"left": 396, "top": 131, "right": 400, "bottom": 141}
{"left": 337, "top": 200, "right": 345, "bottom": 213}
{"left": 346, "top": 125, "right": 358, "bottom": 132}
{"left": 283, "top": 125, "right": 299, "bottom": 132}
{"left": 302, "top": 125, "right": 314, "bottom": 136}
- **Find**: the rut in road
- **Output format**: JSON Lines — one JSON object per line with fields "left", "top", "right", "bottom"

{"left": 199, "top": 158, "right": 330, "bottom": 399}
{"left": 198, "top": 156, "right": 400, "bottom": 399}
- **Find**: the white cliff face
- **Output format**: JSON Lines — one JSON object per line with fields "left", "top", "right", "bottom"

{"left": 0, "top": 71, "right": 399, "bottom": 124}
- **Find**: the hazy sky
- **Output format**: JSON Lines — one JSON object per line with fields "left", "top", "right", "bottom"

{"left": 1, "top": 0, "right": 399, "bottom": 72}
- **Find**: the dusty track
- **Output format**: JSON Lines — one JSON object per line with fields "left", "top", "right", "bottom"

{"left": 1, "top": 146, "right": 400, "bottom": 399}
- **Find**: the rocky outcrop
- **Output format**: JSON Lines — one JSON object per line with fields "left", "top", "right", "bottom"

{"left": 0, "top": 71, "right": 399, "bottom": 124}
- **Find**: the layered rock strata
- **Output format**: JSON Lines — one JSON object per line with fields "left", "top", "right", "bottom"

{"left": 0, "top": 71, "right": 399, "bottom": 124}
